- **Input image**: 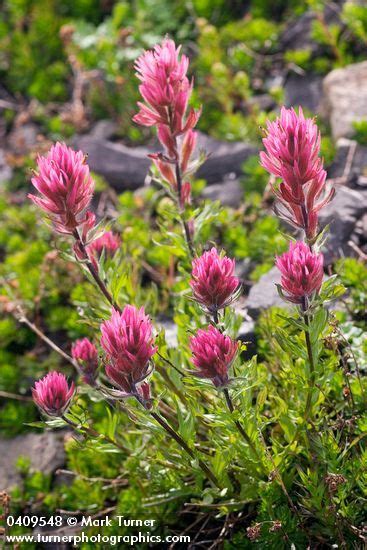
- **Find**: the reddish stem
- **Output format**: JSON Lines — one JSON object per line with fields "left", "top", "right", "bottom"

{"left": 73, "top": 230, "right": 121, "bottom": 312}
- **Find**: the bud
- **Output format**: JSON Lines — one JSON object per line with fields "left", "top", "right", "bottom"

{"left": 32, "top": 372, "right": 75, "bottom": 417}
{"left": 180, "top": 181, "right": 191, "bottom": 207}
{"left": 71, "top": 338, "right": 99, "bottom": 386}
{"left": 247, "top": 524, "right": 261, "bottom": 541}
{"left": 276, "top": 241, "right": 324, "bottom": 304}
{"left": 87, "top": 231, "right": 120, "bottom": 258}
{"left": 100, "top": 306, "right": 157, "bottom": 401}
{"left": 81, "top": 211, "right": 96, "bottom": 242}
{"left": 190, "top": 247, "right": 240, "bottom": 313}
{"left": 325, "top": 473, "right": 346, "bottom": 493}
{"left": 269, "top": 520, "right": 282, "bottom": 533}
{"left": 29, "top": 142, "right": 94, "bottom": 235}
{"left": 189, "top": 326, "right": 239, "bottom": 387}
{"left": 181, "top": 130, "right": 197, "bottom": 173}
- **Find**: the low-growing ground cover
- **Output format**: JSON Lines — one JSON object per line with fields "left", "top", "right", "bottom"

{"left": 0, "top": 2, "right": 366, "bottom": 548}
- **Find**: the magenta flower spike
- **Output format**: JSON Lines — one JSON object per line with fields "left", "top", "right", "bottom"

{"left": 72, "top": 338, "right": 99, "bottom": 386}
{"left": 260, "top": 107, "right": 334, "bottom": 241}
{"left": 100, "top": 306, "right": 157, "bottom": 400}
{"left": 133, "top": 38, "right": 200, "bottom": 210}
{"left": 190, "top": 247, "right": 240, "bottom": 313}
{"left": 189, "top": 326, "right": 239, "bottom": 387}
{"left": 276, "top": 241, "right": 324, "bottom": 304}
{"left": 32, "top": 372, "right": 75, "bottom": 417}
{"left": 133, "top": 38, "right": 199, "bottom": 135}
{"left": 29, "top": 142, "right": 94, "bottom": 235}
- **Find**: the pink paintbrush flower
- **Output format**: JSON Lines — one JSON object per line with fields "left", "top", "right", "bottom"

{"left": 32, "top": 371, "right": 75, "bottom": 417}
{"left": 100, "top": 306, "right": 157, "bottom": 399}
{"left": 260, "top": 107, "right": 334, "bottom": 241}
{"left": 133, "top": 38, "right": 198, "bottom": 135}
{"left": 133, "top": 39, "right": 200, "bottom": 208}
{"left": 190, "top": 247, "right": 240, "bottom": 313}
{"left": 276, "top": 241, "right": 324, "bottom": 303}
{"left": 189, "top": 326, "right": 239, "bottom": 387}
{"left": 72, "top": 338, "right": 99, "bottom": 386}
{"left": 29, "top": 142, "right": 94, "bottom": 234}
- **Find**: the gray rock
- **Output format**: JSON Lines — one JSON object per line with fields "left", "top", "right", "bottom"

{"left": 326, "top": 139, "right": 367, "bottom": 189}
{"left": 0, "top": 149, "right": 12, "bottom": 184}
{"left": 247, "top": 94, "right": 276, "bottom": 112}
{"left": 354, "top": 213, "right": 367, "bottom": 240}
{"left": 158, "top": 318, "right": 178, "bottom": 348}
{"left": 89, "top": 119, "right": 118, "bottom": 140}
{"left": 280, "top": 11, "right": 317, "bottom": 53}
{"left": 327, "top": 139, "right": 356, "bottom": 180}
{"left": 237, "top": 319, "right": 257, "bottom": 360}
{"left": 246, "top": 267, "right": 287, "bottom": 318}
{"left": 238, "top": 319, "right": 255, "bottom": 340}
{"left": 73, "top": 136, "right": 151, "bottom": 189}
{"left": 280, "top": 4, "right": 342, "bottom": 55}
{"left": 235, "top": 258, "right": 254, "bottom": 282}
{"left": 74, "top": 131, "right": 256, "bottom": 191}
{"left": 196, "top": 133, "right": 256, "bottom": 184}
{"left": 201, "top": 178, "right": 243, "bottom": 207}
{"left": 285, "top": 73, "right": 324, "bottom": 114}
{"left": 0, "top": 431, "right": 66, "bottom": 490}
{"left": 323, "top": 61, "right": 367, "bottom": 140}
{"left": 352, "top": 213, "right": 367, "bottom": 256}
{"left": 320, "top": 185, "right": 367, "bottom": 262}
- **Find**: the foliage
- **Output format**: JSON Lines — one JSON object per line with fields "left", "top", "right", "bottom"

{"left": 1, "top": 136, "right": 367, "bottom": 549}
{"left": 0, "top": 0, "right": 105, "bottom": 102}
{"left": 0, "top": 2, "right": 367, "bottom": 547}
{"left": 353, "top": 119, "right": 367, "bottom": 146}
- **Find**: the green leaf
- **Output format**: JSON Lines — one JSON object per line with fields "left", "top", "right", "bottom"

{"left": 309, "top": 307, "right": 328, "bottom": 344}
{"left": 256, "top": 386, "right": 267, "bottom": 411}
{"left": 279, "top": 414, "right": 297, "bottom": 443}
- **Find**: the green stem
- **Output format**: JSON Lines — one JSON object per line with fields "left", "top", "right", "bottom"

{"left": 302, "top": 304, "right": 316, "bottom": 424}
{"left": 62, "top": 415, "right": 129, "bottom": 454}
{"left": 174, "top": 157, "right": 195, "bottom": 259}
{"left": 150, "top": 411, "right": 221, "bottom": 489}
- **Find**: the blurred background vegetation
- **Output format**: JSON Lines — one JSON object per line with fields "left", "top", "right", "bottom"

{"left": 1, "top": 0, "right": 366, "bottom": 142}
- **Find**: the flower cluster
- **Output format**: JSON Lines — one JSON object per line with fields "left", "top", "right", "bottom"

{"left": 32, "top": 372, "right": 75, "bottom": 417}
{"left": 189, "top": 326, "right": 238, "bottom": 387}
{"left": 276, "top": 241, "right": 324, "bottom": 304}
{"left": 190, "top": 247, "right": 240, "bottom": 314}
{"left": 25, "top": 35, "right": 353, "bottom": 531}
{"left": 134, "top": 38, "right": 201, "bottom": 208}
{"left": 260, "top": 107, "right": 334, "bottom": 241}
{"left": 72, "top": 338, "right": 99, "bottom": 386}
{"left": 100, "top": 306, "right": 157, "bottom": 403}
{"left": 29, "top": 142, "right": 94, "bottom": 235}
